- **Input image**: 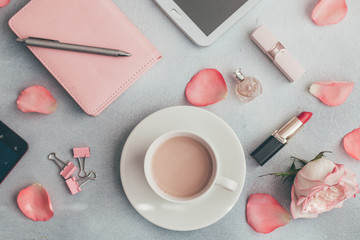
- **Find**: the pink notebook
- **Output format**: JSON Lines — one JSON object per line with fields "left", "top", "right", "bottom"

{"left": 9, "top": 0, "right": 161, "bottom": 116}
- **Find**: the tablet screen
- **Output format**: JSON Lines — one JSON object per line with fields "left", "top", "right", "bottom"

{"left": 173, "top": 0, "right": 247, "bottom": 36}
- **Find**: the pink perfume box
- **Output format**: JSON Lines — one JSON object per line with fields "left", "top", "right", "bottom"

{"left": 251, "top": 26, "right": 305, "bottom": 82}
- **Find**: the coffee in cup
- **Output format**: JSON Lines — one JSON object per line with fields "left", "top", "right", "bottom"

{"left": 144, "top": 131, "right": 237, "bottom": 203}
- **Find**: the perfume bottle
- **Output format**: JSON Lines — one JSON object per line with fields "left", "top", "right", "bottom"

{"left": 232, "top": 69, "right": 262, "bottom": 101}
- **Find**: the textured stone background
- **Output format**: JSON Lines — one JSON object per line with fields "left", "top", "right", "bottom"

{"left": 0, "top": 0, "right": 359, "bottom": 239}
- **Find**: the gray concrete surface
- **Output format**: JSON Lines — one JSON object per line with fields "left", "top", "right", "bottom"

{"left": 0, "top": 0, "right": 359, "bottom": 239}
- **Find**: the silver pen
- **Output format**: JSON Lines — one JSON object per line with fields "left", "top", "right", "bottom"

{"left": 16, "top": 37, "right": 131, "bottom": 57}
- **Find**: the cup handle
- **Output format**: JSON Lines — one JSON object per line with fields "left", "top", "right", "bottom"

{"left": 215, "top": 176, "right": 238, "bottom": 192}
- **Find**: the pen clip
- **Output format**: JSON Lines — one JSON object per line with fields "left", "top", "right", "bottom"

{"left": 16, "top": 37, "right": 60, "bottom": 43}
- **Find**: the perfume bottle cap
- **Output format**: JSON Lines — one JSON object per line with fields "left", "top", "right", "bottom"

{"left": 233, "top": 69, "right": 246, "bottom": 81}
{"left": 250, "top": 25, "right": 305, "bottom": 82}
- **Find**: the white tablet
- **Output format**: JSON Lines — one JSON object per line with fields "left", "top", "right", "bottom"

{"left": 153, "top": 0, "right": 261, "bottom": 46}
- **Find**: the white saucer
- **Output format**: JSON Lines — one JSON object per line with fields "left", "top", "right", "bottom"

{"left": 120, "top": 106, "right": 246, "bottom": 231}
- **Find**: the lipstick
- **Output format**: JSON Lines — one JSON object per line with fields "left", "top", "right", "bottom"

{"left": 251, "top": 112, "right": 313, "bottom": 166}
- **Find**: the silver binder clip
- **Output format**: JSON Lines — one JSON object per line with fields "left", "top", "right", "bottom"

{"left": 73, "top": 147, "right": 90, "bottom": 178}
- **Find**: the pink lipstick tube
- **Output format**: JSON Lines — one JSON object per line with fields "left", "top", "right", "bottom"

{"left": 251, "top": 112, "right": 312, "bottom": 166}
{"left": 251, "top": 25, "right": 305, "bottom": 82}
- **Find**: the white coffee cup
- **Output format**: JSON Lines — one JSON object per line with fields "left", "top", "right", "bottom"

{"left": 144, "top": 130, "right": 238, "bottom": 203}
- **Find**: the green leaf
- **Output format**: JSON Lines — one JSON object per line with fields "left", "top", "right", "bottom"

{"left": 311, "top": 151, "right": 332, "bottom": 161}
{"left": 290, "top": 156, "right": 308, "bottom": 166}
{"left": 289, "top": 160, "right": 297, "bottom": 172}
{"left": 259, "top": 169, "right": 300, "bottom": 183}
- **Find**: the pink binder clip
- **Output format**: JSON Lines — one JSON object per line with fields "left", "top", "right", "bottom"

{"left": 48, "top": 152, "right": 77, "bottom": 179}
{"left": 65, "top": 171, "right": 97, "bottom": 195}
{"left": 73, "top": 147, "right": 90, "bottom": 178}
{"left": 73, "top": 147, "right": 90, "bottom": 158}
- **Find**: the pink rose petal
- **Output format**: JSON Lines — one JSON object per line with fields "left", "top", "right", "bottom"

{"left": 300, "top": 157, "right": 335, "bottom": 182}
{"left": 17, "top": 183, "right": 54, "bottom": 221}
{"left": 185, "top": 69, "right": 227, "bottom": 106}
{"left": 17, "top": 85, "right": 57, "bottom": 114}
{"left": 343, "top": 126, "right": 360, "bottom": 160}
{"left": 247, "top": 193, "right": 291, "bottom": 234}
{"left": 0, "top": 0, "right": 11, "bottom": 7}
{"left": 311, "top": 0, "right": 348, "bottom": 26}
{"left": 310, "top": 81, "right": 354, "bottom": 106}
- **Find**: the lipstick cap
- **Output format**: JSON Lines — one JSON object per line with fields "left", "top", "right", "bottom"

{"left": 250, "top": 25, "right": 305, "bottom": 82}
